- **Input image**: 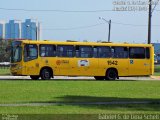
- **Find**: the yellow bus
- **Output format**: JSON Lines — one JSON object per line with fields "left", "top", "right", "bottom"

{"left": 10, "top": 40, "right": 154, "bottom": 80}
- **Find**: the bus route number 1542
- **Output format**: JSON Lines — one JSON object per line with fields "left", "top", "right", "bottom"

{"left": 107, "top": 60, "right": 118, "bottom": 65}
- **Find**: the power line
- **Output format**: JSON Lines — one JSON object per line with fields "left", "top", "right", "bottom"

{"left": 42, "top": 22, "right": 160, "bottom": 31}
{"left": 1, "top": 5, "right": 160, "bottom": 12}
{"left": 112, "top": 21, "right": 160, "bottom": 27}
{"left": 0, "top": 7, "right": 112, "bottom": 12}
{"left": 43, "top": 23, "right": 105, "bottom": 30}
{"left": 112, "top": 22, "right": 147, "bottom": 27}
{"left": 152, "top": 0, "right": 160, "bottom": 13}
{"left": 1, "top": 7, "right": 160, "bottom": 13}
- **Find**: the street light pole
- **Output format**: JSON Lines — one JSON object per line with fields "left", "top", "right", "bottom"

{"left": 26, "top": 25, "right": 38, "bottom": 40}
{"left": 99, "top": 17, "right": 111, "bottom": 42}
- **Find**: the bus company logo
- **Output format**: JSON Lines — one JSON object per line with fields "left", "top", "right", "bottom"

{"left": 78, "top": 60, "right": 89, "bottom": 67}
{"left": 130, "top": 60, "right": 134, "bottom": 64}
{"left": 56, "top": 60, "right": 69, "bottom": 65}
{"left": 56, "top": 60, "right": 61, "bottom": 65}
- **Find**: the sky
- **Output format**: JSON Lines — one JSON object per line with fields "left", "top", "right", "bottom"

{"left": 0, "top": 0, "right": 160, "bottom": 43}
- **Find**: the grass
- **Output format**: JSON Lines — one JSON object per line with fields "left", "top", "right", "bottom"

{"left": 0, "top": 80, "right": 160, "bottom": 115}
{"left": 0, "top": 67, "right": 160, "bottom": 119}
{"left": 154, "top": 65, "right": 160, "bottom": 76}
{"left": 0, "top": 67, "right": 10, "bottom": 75}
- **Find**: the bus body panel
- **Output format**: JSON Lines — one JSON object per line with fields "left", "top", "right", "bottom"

{"left": 129, "top": 59, "right": 150, "bottom": 76}
{"left": 24, "top": 59, "right": 39, "bottom": 75}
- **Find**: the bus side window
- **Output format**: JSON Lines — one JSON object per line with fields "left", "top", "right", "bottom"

{"left": 24, "top": 44, "right": 38, "bottom": 62}
{"left": 77, "top": 46, "right": 93, "bottom": 58}
{"left": 40, "top": 45, "right": 56, "bottom": 57}
{"left": 113, "top": 47, "right": 128, "bottom": 58}
{"left": 146, "top": 47, "right": 150, "bottom": 59}
{"left": 111, "top": 47, "right": 115, "bottom": 57}
{"left": 57, "top": 45, "right": 74, "bottom": 57}
{"left": 98, "top": 46, "right": 111, "bottom": 58}
{"left": 93, "top": 47, "right": 98, "bottom": 58}
{"left": 40, "top": 46, "right": 46, "bottom": 56}
{"left": 75, "top": 46, "right": 80, "bottom": 57}
{"left": 124, "top": 47, "right": 128, "bottom": 58}
{"left": 129, "top": 47, "right": 145, "bottom": 59}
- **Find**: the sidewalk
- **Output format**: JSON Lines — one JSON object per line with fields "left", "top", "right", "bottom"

{"left": 0, "top": 76, "right": 159, "bottom": 80}
{"left": 150, "top": 76, "right": 160, "bottom": 80}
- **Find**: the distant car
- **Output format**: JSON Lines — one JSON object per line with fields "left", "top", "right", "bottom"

{"left": 154, "top": 54, "right": 158, "bottom": 64}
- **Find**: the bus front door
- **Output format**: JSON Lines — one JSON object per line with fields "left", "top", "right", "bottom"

{"left": 129, "top": 59, "right": 148, "bottom": 76}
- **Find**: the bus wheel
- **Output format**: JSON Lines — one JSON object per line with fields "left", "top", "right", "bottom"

{"left": 40, "top": 68, "right": 51, "bottom": 80}
{"left": 30, "top": 75, "right": 39, "bottom": 80}
{"left": 94, "top": 76, "right": 105, "bottom": 80}
{"left": 106, "top": 69, "right": 117, "bottom": 80}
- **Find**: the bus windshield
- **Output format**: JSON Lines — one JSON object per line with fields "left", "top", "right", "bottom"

{"left": 11, "top": 41, "right": 22, "bottom": 63}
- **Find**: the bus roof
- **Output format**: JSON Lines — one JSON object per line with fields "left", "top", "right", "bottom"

{"left": 17, "top": 40, "right": 153, "bottom": 47}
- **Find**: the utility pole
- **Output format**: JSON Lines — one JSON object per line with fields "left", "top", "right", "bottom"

{"left": 148, "top": 0, "right": 152, "bottom": 44}
{"left": 99, "top": 17, "right": 111, "bottom": 42}
{"left": 108, "top": 20, "right": 111, "bottom": 42}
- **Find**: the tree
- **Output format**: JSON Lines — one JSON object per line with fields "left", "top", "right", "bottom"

{"left": 0, "top": 39, "right": 11, "bottom": 62}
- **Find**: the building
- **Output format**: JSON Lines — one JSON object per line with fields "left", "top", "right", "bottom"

{"left": 0, "top": 24, "right": 3, "bottom": 39}
{"left": 0, "top": 19, "right": 41, "bottom": 40}
{"left": 5, "top": 20, "right": 20, "bottom": 39}
{"left": 0, "top": 21, "right": 5, "bottom": 39}
{"left": 21, "top": 19, "right": 40, "bottom": 40}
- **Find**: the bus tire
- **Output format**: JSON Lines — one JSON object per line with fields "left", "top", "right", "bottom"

{"left": 40, "top": 68, "right": 52, "bottom": 80}
{"left": 106, "top": 68, "right": 118, "bottom": 80}
{"left": 94, "top": 76, "right": 105, "bottom": 80}
{"left": 30, "top": 75, "right": 39, "bottom": 80}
